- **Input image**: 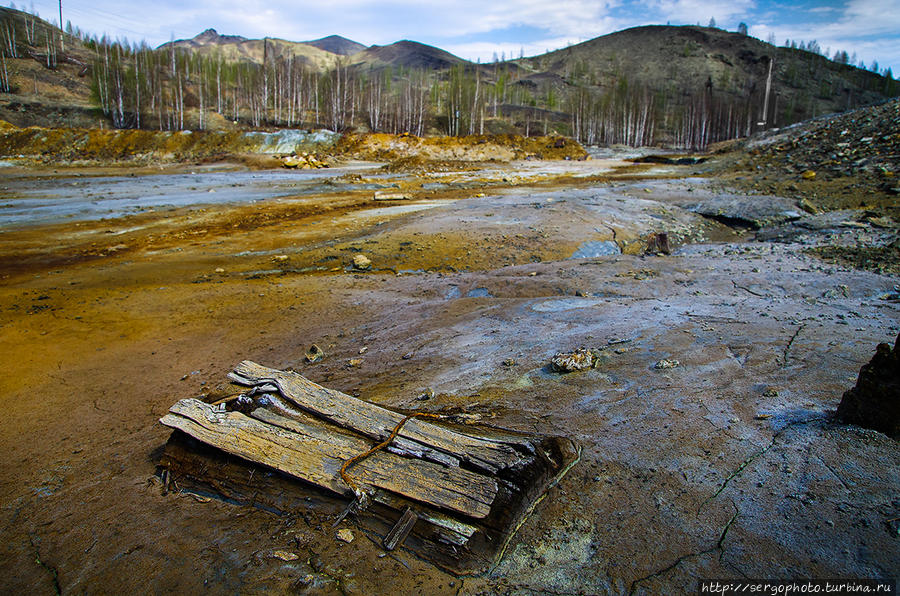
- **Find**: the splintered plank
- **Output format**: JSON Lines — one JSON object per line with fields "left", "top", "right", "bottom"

{"left": 229, "top": 360, "right": 528, "bottom": 472}
{"left": 383, "top": 507, "right": 419, "bottom": 551}
{"left": 160, "top": 399, "right": 497, "bottom": 518}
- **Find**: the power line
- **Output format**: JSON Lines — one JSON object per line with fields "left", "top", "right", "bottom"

{"left": 28, "top": 0, "right": 197, "bottom": 41}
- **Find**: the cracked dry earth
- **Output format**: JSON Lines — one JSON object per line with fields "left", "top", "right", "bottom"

{"left": 0, "top": 158, "right": 898, "bottom": 594}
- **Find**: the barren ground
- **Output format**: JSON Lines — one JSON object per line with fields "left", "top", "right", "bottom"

{"left": 0, "top": 153, "right": 897, "bottom": 594}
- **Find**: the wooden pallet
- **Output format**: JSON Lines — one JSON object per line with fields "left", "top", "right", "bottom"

{"left": 159, "top": 361, "right": 580, "bottom": 574}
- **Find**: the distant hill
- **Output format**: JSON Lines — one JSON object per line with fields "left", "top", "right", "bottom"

{"left": 161, "top": 32, "right": 465, "bottom": 72}
{"left": 1, "top": 8, "right": 896, "bottom": 144}
{"left": 303, "top": 35, "right": 366, "bottom": 56}
{"left": 173, "top": 28, "right": 248, "bottom": 47}
{"left": 516, "top": 25, "right": 894, "bottom": 139}
{"left": 159, "top": 29, "right": 342, "bottom": 69}
{"left": 347, "top": 40, "right": 467, "bottom": 70}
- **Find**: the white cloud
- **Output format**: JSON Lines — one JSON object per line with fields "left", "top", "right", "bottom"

{"left": 649, "top": 0, "right": 757, "bottom": 25}
{"left": 443, "top": 37, "right": 579, "bottom": 62}
{"left": 22, "top": 0, "right": 899, "bottom": 70}
{"left": 754, "top": 0, "right": 900, "bottom": 71}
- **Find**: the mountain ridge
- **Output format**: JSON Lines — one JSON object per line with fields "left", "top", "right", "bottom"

{"left": 0, "top": 6, "right": 896, "bottom": 143}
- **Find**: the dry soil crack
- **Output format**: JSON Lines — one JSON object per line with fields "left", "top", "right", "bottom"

{"left": 28, "top": 532, "right": 61, "bottom": 595}
{"left": 629, "top": 501, "right": 739, "bottom": 594}
{"left": 781, "top": 324, "right": 806, "bottom": 367}
{"left": 700, "top": 417, "right": 826, "bottom": 512}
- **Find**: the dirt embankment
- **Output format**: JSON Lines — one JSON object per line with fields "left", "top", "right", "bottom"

{"left": 0, "top": 122, "right": 588, "bottom": 167}
{"left": 335, "top": 133, "right": 589, "bottom": 162}
{"left": 704, "top": 99, "right": 900, "bottom": 273}
{"left": 717, "top": 98, "right": 900, "bottom": 216}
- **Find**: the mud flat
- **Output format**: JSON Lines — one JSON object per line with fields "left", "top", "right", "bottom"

{"left": 0, "top": 154, "right": 897, "bottom": 594}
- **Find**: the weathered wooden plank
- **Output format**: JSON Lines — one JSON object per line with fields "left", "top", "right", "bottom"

{"left": 383, "top": 507, "right": 418, "bottom": 551}
{"left": 160, "top": 399, "right": 496, "bottom": 518}
{"left": 160, "top": 432, "right": 477, "bottom": 546}
{"left": 372, "top": 490, "right": 476, "bottom": 543}
{"left": 252, "top": 400, "right": 461, "bottom": 468}
{"left": 230, "top": 361, "right": 528, "bottom": 472}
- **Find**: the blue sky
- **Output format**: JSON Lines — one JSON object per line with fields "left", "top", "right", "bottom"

{"left": 16, "top": 0, "right": 899, "bottom": 73}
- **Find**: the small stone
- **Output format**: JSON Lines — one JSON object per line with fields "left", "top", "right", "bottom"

{"left": 282, "top": 155, "right": 302, "bottom": 168}
{"left": 273, "top": 255, "right": 289, "bottom": 261}
{"left": 305, "top": 344, "right": 325, "bottom": 363}
{"left": 352, "top": 254, "right": 372, "bottom": 271}
{"left": 654, "top": 359, "right": 680, "bottom": 370}
{"left": 551, "top": 349, "right": 595, "bottom": 372}
{"left": 214, "top": 267, "right": 225, "bottom": 273}
{"left": 271, "top": 550, "right": 299, "bottom": 561}
{"left": 336, "top": 529, "right": 354, "bottom": 543}
{"left": 801, "top": 170, "right": 816, "bottom": 180}
{"left": 416, "top": 387, "right": 434, "bottom": 401}
{"left": 502, "top": 358, "right": 517, "bottom": 367}
{"left": 347, "top": 358, "right": 363, "bottom": 368}
{"left": 798, "top": 198, "right": 820, "bottom": 214}
{"left": 763, "top": 387, "right": 779, "bottom": 398}
{"left": 359, "top": 346, "right": 368, "bottom": 354}
{"left": 822, "top": 284, "right": 850, "bottom": 299}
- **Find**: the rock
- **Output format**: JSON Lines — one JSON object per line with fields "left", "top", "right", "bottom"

{"left": 822, "top": 284, "right": 850, "bottom": 299}
{"left": 633, "top": 155, "right": 707, "bottom": 165}
{"left": 282, "top": 155, "right": 303, "bottom": 168}
{"left": 551, "top": 349, "right": 596, "bottom": 372}
{"left": 835, "top": 333, "right": 899, "bottom": 439}
{"left": 282, "top": 153, "right": 328, "bottom": 169}
{"left": 271, "top": 550, "right": 300, "bottom": 561}
{"left": 798, "top": 198, "right": 820, "bottom": 214}
{"left": 336, "top": 529, "right": 355, "bottom": 543}
{"left": 416, "top": 388, "right": 434, "bottom": 401}
{"left": 667, "top": 193, "right": 802, "bottom": 228}
{"left": 866, "top": 216, "right": 896, "bottom": 229}
{"left": 352, "top": 254, "right": 372, "bottom": 271}
{"left": 374, "top": 191, "right": 412, "bottom": 201}
{"left": 466, "top": 287, "right": 492, "bottom": 298}
{"left": 644, "top": 232, "right": 671, "bottom": 256}
{"left": 654, "top": 359, "right": 680, "bottom": 370}
{"left": 801, "top": 170, "right": 816, "bottom": 180}
{"left": 570, "top": 240, "right": 621, "bottom": 259}
{"left": 305, "top": 344, "right": 325, "bottom": 363}
{"left": 347, "top": 358, "right": 363, "bottom": 368}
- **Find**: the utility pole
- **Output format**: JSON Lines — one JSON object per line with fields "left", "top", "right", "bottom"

{"left": 58, "top": 0, "right": 64, "bottom": 52}
{"left": 758, "top": 56, "right": 774, "bottom": 127}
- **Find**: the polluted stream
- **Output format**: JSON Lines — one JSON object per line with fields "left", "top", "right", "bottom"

{"left": 0, "top": 162, "right": 386, "bottom": 228}
{"left": 0, "top": 155, "right": 897, "bottom": 594}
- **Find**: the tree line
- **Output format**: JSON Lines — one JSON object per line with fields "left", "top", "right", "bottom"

{"left": 1, "top": 6, "right": 898, "bottom": 149}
